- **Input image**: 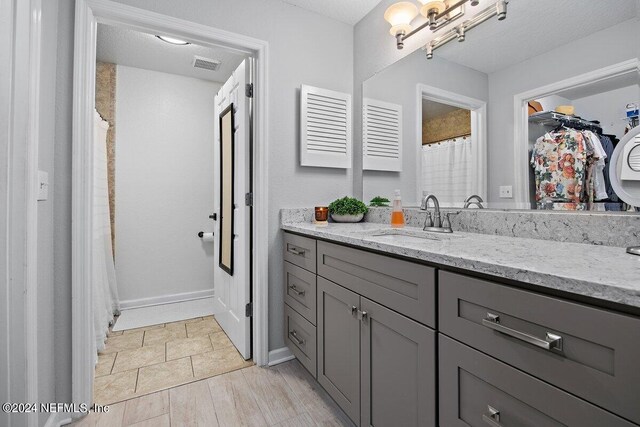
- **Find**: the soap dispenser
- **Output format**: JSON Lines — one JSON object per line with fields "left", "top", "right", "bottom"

{"left": 391, "top": 190, "right": 405, "bottom": 228}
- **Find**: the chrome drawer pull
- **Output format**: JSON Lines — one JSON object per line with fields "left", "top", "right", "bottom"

{"left": 288, "top": 284, "right": 305, "bottom": 296}
{"left": 289, "top": 330, "right": 305, "bottom": 346}
{"left": 482, "top": 313, "right": 563, "bottom": 352}
{"left": 482, "top": 406, "right": 503, "bottom": 427}
{"left": 288, "top": 246, "right": 305, "bottom": 256}
{"left": 350, "top": 305, "right": 358, "bottom": 317}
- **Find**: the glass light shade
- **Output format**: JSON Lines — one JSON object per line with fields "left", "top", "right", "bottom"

{"left": 419, "top": 0, "right": 446, "bottom": 18}
{"left": 384, "top": 2, "right": 418, "bottom": 36}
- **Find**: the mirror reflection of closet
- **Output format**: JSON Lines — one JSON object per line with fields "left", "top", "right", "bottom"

{"left": 360, "top": 0, "right": 640, "bottom": 213}
{"left": 527, "top": 76, "right": 640, "bottom": 212}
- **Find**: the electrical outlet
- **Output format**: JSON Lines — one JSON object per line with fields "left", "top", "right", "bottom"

{"left": 499, "top": 185, "right": 513, "bottom": 199}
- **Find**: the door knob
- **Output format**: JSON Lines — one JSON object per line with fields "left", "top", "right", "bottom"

{"left": 209, "top": 213, "right": 217, "bottom": 220}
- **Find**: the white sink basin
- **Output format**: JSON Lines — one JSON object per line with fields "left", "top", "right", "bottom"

{"left": 354, "top": 228, "right": 463, "bottom": 242}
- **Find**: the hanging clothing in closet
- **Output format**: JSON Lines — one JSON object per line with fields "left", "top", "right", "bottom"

{"left": 530, "top": 127, "right": 610, "bottom": 207}
{"left": 530, "top": 128, "right": 589, "bottom": 204}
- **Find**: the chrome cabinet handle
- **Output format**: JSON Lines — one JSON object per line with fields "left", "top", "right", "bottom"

{"left": 288, "top": 284, "right": 305, "bottom": 296}
{"left": 357, "top": 310, "right": 369, "bottom": 322}
{"left": 482, "top": 406, "right": 503, "bottom": 427}
{"left": 289, "top": 330, "right": 305, "bottom": 345}
{"left": 287, "top": 246, "right": 305, "bottom": 256}
{"left": 349, "top": 305, "right": 358, "bottom": 317}
{"left": 482, "top": 313, "right": 563, "bottom": 351}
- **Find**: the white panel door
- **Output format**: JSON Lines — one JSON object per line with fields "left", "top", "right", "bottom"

{"left": 213, "top": 59, "right": 252, "bottom": 359}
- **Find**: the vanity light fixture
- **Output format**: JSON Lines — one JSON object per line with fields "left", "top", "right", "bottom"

{"left": 383, "top": 1, "right": 419, "bottom": 49}
{"left": 155, "top": 35, "right": 191, "bottom": 45}
{"left": 384, "top": 0, "right": 508, "bottom": 58}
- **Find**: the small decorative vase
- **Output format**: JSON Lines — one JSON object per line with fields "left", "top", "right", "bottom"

{"left": 330, "top": 213, "right": 364, "bottom": 223}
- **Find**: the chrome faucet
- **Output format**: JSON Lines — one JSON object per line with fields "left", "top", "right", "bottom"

{"left": 463, "top": 194, "right": 484, "bottom": 209}
{"left": 422, "top": 194, "right": 453, "bottom": 233}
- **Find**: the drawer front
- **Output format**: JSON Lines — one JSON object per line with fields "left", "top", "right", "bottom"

{"left": 284, "top": 232, "right": 316, "bottom": 273}
{"left": 317, "top": 241, "right": 436, "bottom": 327}
{"left": 284, "top": 261, "right": 317, "bottom": 325}
{"left": 285, "top": 304, "right": 316, "bottom": 378}
{"left": 439, "top": 335, "right": 636, "bottom": 427}
{"left": 439, "top": 271, "right": 640, "bottom": 424}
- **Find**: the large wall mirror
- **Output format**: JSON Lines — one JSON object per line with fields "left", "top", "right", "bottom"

{"left": 362, "top": 0, "right": 640, "bottom": 212}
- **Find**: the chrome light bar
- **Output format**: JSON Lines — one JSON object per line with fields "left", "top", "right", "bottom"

{"left": 423, "top": 0, "right": 507, "bottom": 59}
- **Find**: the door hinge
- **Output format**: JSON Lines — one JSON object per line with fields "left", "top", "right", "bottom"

{"left": 245, "top": 302, "right": 253, "bottom": 317}
{"left": 245, "top": 83, "right": 253, "bottom": 98}
{"left": 245, "top": 192, "right": 253, "bottom": 207}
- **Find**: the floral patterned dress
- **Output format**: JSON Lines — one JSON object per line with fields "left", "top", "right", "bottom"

{"left": 530, "top": 129, "right": 589, "bottom": 204}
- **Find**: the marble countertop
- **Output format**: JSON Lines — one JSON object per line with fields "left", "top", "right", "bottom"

{"left": 281, "top": 221, "right": 640, "bottom": 309}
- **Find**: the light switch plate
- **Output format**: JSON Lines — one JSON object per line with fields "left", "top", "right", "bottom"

{"left": 499, "top": 185, "right": 513, "bottom": 199}
{"left": 37, "top": 170, "right": 48, "bottom": 201}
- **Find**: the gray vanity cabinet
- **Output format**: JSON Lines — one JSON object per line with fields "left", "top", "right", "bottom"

{"left": 439, "top": 335, "right": 636, "bottom": 427}
{"left": 316, "top": 273, "right": 436, "bottom": 426}
{"left": 283, "top": 231, "right": 639, "bottom": 426}
{"left": 360, "top": 297, "right": 435, "bottom": 427}
{"left": 439, "top": 270, "right": 640, "bottom": 424}
{"left": 317, "top": 277, "right": 361, "bottom": 425}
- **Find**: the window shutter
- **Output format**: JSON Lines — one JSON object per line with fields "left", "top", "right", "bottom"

{"left": 300, "top": 84, "right": 352, "bottom": 168}
{"left": 363, "top": 98, "right": 402, "bottom": 172}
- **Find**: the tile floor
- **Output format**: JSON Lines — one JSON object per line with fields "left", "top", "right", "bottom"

{"left": 94, "top": 316, "right": 252, "bottom": 405}
{"left": 72, "top": 359, "right": 353, "bottom": 427}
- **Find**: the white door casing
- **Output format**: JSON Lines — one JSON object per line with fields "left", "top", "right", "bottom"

{"left": 214, "top": 59, "right": 252, "bottom": 359}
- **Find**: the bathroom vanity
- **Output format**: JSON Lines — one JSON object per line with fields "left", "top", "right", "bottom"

{"left": 281, "top": 217, "right": 640, "bottom": 427}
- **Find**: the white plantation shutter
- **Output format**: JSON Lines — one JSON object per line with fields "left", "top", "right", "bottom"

{"left": 363, "top": 98, "right": 402, "bottom": 171}
{"left": 300, "top": 84, "right": 352, "bottom": 168}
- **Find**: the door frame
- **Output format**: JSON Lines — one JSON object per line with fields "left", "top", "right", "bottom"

{"left": 1, "top": 0, "right": 42, "bottom": 426}
{"left": 416, "top": 83, "right": 488, "bottom": 205}
{"left": 512, "top": 59, "right": 640, "bottom": 207}
{"left": 72, "top": 0, "right": 270, "bottom": 412}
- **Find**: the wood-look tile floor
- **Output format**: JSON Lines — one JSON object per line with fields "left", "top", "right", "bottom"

{"left": 93, "top": 316, "right": 252, "bottom": 406}
{"left": 71, "top": 359, "right": 353, "bottom": 427}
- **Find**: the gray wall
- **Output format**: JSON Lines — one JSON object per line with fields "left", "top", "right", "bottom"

{"left": 52, "top": 0, "right": 354, "bottom": 404}
{"left": 362, "top": 52, "right": 488, "bottom": 206}
{"left": 114, "top": 66, "right": 219, "bottom": 304}
{"left": 486, "top": 18, "right": 640, "bottom": 203}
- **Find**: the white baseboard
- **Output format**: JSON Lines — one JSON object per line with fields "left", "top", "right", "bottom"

{"left": 119, "top": 288, "right": 215, "bottom": 310}
{"left": 268, "top": 346, "right": 295, "bottom": 366}
{"left": 44, "top": 412, "right": 72, "bottom": 427}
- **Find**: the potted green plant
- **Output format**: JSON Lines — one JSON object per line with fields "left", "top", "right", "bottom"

{"left": 369, "top": 196, "right": 390, "bottom": 207}
{"left": 328, "top": 196, "right": 368, "bottom": 223}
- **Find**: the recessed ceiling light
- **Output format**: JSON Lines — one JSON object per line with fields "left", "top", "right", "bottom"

{"left": 155, "top": 35, "right": 190, "bottom": 45}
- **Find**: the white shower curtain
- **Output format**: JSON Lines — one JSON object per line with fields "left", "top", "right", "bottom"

{"left": 93, "top": 111, "right": 120, "bottom": 360}
{"left": 421, "top": 137, "right": 473, "bottom": 206}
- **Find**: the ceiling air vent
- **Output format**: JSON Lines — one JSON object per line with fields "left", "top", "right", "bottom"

{"left": 192, "top": 55, "right": 221, "bottom": 71}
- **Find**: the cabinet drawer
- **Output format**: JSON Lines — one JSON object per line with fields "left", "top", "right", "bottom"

{"left": 439, "top": 271, "right": 640, "bottom": 424}
{"left": 285, "top": 304, "right": 316, "bottom": 378}
{"left": 284, "top": 232, "right": 316, "bottom": 273}
{"left": 317, "top": 241, "right": 436, "bottom": 327}
{"left": 439, "top": 335, "right": 635, "bottom": 427}
{"left": 284, "top": 261, "right": 316, "bottom": 325}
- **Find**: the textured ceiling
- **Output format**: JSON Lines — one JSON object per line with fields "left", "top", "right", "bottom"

{"left": 280, "top": 0, "right": 382, "bottom": 25}
{"left": 435, "top": 0, "right": 639, "bottom": 74}
{"left": 96, "top": 24, "right": 248, "bottom": 83}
